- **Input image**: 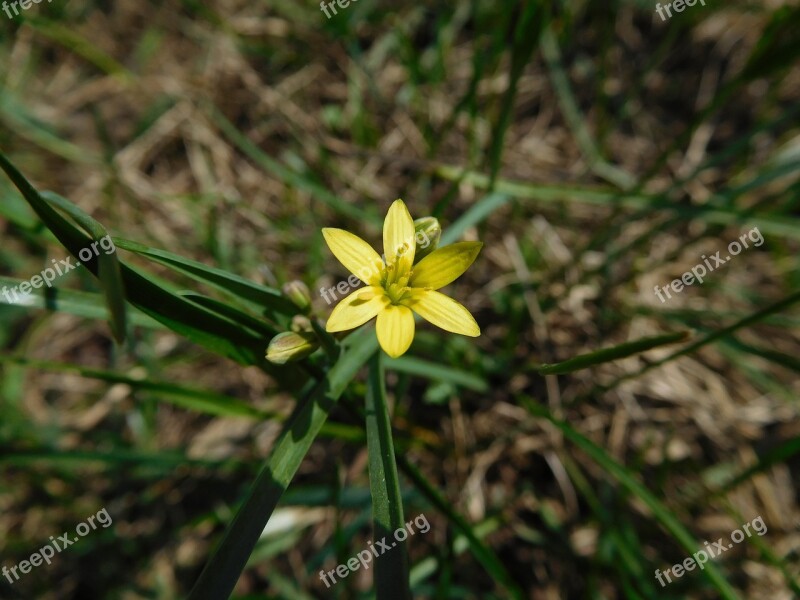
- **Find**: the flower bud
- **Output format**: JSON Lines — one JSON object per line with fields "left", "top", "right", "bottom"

{"left": 282, "top": 280, "right": 312, "bottom": 313}
{"left": 266, "top": 331, "right": 319, "bottom": 364}
{"left": 413, "top": 217, "right": 441, "bottom": 262}
{"left": 291, "top": 315, "right": 313, "bottom": 332}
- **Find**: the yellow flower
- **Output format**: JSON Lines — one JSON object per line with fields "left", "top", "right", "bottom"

{"left": 322, "top": 199, "right": 482, "bottom": 358}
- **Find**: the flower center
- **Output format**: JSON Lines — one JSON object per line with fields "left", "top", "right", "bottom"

{"left": 385, "top": 282, "right": 409, "bottom": 304}
{"left": 380, "top": 266, "right": 412, "bottom": 305}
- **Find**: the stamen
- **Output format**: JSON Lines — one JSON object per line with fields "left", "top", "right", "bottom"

{"left": 385, "top": 282, "right": 411, "bottom": 304}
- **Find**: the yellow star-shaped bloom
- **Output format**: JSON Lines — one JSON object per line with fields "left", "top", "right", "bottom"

{"left": 323, "top": 199, "right": 482, "bottom": 358}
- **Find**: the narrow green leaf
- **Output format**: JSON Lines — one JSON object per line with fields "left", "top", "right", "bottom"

{"left": 606, "top": 289, "right": 800, "bottom": 390}
{"left": 0, "top": 354, "right": 269, "bottom": 420}
{"left": 0, "top": 90, "right": 98, "bottom": 163}
{"left": 395, "top": 455, "right": 524, "bottom": 600}
{"left": 181, "top": 292, "right": 279, "bottom": 339}
{"left": 41, "top": 191, "right": 128, "bottom": 343}
{"left": 440, "top": 192, "right": 511, "bottom": 246}
{"left": 436, "top": 165, "right": 800, "bottom": 241}
{"left": 187, "top": 327, "right": 379, "bottom": 600}
{"left": 533, "top": 331, "right": 690, "bottom": 375}
{"left": 559, "top": 455, "right": 660, "bottom": 596}
{"left": 0, "top": 448, "right": 224, "bottom": 469}
{"left": 24, "top": 16, "right": 135, "bottom": 81}
{"left": 366, "top": 353, "right": 410, "bottom": 600}
{"left": 716, "top": 436, "right": 800, "bottom": 497}
{"left": 0, "top": 275, "right": 160, "bottom": 329}
{"left": 113, "top": 237, "right": 297, "bottom": 318}
{"left": 740, "top": 6, "right": 800, "bottom": 81}
{"left": 112, "top": 264, "right": 277, "bottom": 369}
{"left": 0, "top": 153, "right": 128, "bottom": 342}
{"left": 726, "top": 338, "right": 800, "bottom": 374}
{"left": 384, "top": 356, "right": 488, "bottom": 392}
{"left": 540, "top": 26, "right": 635, "bottom": 190}
{"left": 0, "top": 152, "right": 279, "bottom": 368}
{"left": 523, "top": 400, "right": 740, "bottom": 600}
{"left": 0, "top": 354, "right": 362, "bottom": 440}
{"left": 487, "top": 2, "right": 541, "bottom": 187}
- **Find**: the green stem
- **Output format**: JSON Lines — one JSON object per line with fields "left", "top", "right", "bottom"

{"left": 366, "top": 353, "right": 410, "bottom": 600}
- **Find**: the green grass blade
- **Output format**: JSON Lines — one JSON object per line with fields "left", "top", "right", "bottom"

{"left": 113, "top": 237, "right": 296, "bottom": 318}
{"left": 187, "top": 327, "right": 379, "bottom": 600}
{"left": 40, "top": 191, "right": 128, "bottom": 343}
{"left": 0, "top": 177, "right": 38, "bottom": 229}
{"left": 24, "top": 16, "right": 135, "bottom": 81}
{"left": 0, "top": 275, "right": 160, "bottom": 328}
{"left": 435, "top": 165, "right": 800, "bottom": 241}
{"left": 366, "top": 353, "right": 410, "bottom": 599}
{"left": 559, "top": 455, "right": 660, "bottom": 596}
{"left": 716, "top": 436, "right": 800, "bottom": 498}
{"left": 486, "top": 2, "right": 540, "bottom": 187}
{"left": 533, "top": 331, "right": 690, "bottom": 375}
{"left": 540, "top": 26, "right": 635, "bottom": 190}
{"left": 740, "top": 6, "right": 800, "bottom": 81}
{"left": 726, "top": 338, "right": 800, "bottom": 375}
{"left": 395, "top": 456, "right": 524, "bottom": 599}
{"left": 0, "top": 354, "right": 270, "bottom": 420}
{"left": 607, "top": 289, "right": 800, "bottom": 390}
{"left": 0, "top": 354, "right": 362, "bottom": 440}
{"left": 0, "top": 151, "right": 279, "bottom": 367}
{"left": 0, "top": 447, "right": 227, "bottom": 470}
{"left": 0, "top": 153, "right": 129, "bottom": 342}
{"left": 181, "top": 292, "right": 280, "bottom": 338}
{"left": 523, "top": 400, "right": 740, "bottom": 600}
{"left": 118, "top": 264, "right": 278, "bottom": 368}
{"left": 0, "top": 90, "right": 97, "bottom": 163}
{"left": 384, "top": 356, "right": 488, "bottom": 392}
{"left": 439, "top": 192, "right": 511, "bottom": 246}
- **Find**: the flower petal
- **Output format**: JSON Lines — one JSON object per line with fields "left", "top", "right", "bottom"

{"left": 383, "top": 199, "right": 415, "bottom": 276}
{"left": 322, "top": 228, "right": 383, "bottom": 285}
{"left": 326, "top": 287, "right": 389, "bottom": 332}
{"left": 405, "top": 289, "right": 480, "bottom": 337}
{"left": 409, "top": 242, "right": 482, "bottom": 290}
{"left": 376, "top": 304, "right": 415, "bottom": 358}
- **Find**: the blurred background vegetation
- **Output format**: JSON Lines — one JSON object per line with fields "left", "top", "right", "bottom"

{"left": 1, "top": 0, "right": 799, "bottom": 598}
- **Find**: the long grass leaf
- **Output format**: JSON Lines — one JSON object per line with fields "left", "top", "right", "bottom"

{"left": 436, "top": 165, "right": 800, "bottom": 241}
{"left": 0, "top": 152, "right": 284, "bottom": 369}
{"left": 366, "top": 353, "right": 410, "bottom": 599}
{"left": 24, "top": 17, "right": 135, "bottom": 80}
{"left": 605, "top": 289, "right": 800, "bottom": 390}
{"left": 187, "top": 327, "right": 378, "bottom": 600}
{"left": 113, "top": 237, "right": 296, "bottom": 318}
{"left": 41, "top": 191, "right": 128, "bottom": 343}
{"left": 385, "top": 356, "right": 488, "bottom": 392}
{"left": 533, "top": 331, "right": 690, "bottom": 375}
{"left": 0, "top": 275, "right": 160, "bottom": 328}
{"left": 395, "top": 456, "right": 524, "bottom": 599}
{"left": 523, "top": 400, "right": 740, "bottom": 600}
